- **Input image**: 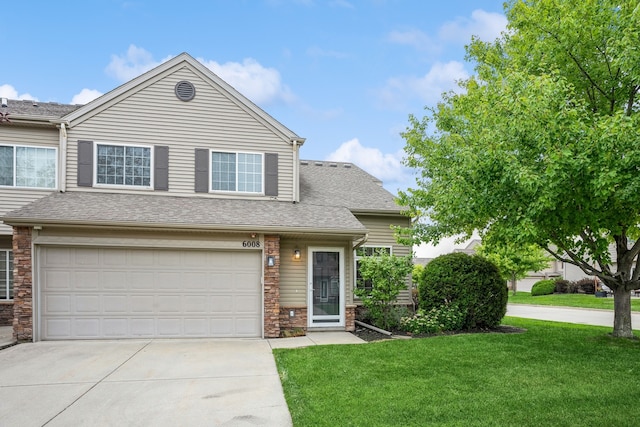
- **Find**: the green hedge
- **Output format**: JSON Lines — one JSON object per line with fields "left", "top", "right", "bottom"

{"left": 531, "top": 279, "right": 556, "bottom": 296}
{"left": 417, "top": 252, "right": 507, "bottom": 329}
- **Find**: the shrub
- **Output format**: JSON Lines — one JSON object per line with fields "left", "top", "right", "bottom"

{"left": 354, "top": 251, "right": 413, "bottom": 330}
{"left": 400, "top": 305, "right": 465, "bottom": 334}
{"left": 554, "top": 278, "right": 572, "bottom": 294}
{"left": 417, "top": 252, "right": 507, "bottom": 329}
{"left": 574, "top": 278, "right": 596, "bottom": 294}
{"left": 531, "top": 279, "right": 556, "bottom": 296}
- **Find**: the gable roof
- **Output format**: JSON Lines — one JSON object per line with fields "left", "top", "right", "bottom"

{"left": 3, "top": 192, "right": 366, "bottom": 236}
{"left": 299, "top": 160, "right": 403, "bottom": 214}
{"left": 60, "top": 53, "right": 304, "bottom": 145}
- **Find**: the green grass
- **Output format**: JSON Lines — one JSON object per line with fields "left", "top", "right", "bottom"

{"left": 509, "top": 291, "right": 640, "bottom": 312}
{"left": 274, "top": 318, "right": 640, "bottom": 427}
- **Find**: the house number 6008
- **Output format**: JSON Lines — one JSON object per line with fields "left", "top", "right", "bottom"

{"left": 242, "top": 241, "right": 261, "bottom": 248}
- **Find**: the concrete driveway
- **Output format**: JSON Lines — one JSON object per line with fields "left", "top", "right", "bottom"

{"left": 0, "top": 339, "right": 293, "bottom": 427}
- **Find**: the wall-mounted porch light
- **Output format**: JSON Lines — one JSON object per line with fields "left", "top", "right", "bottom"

{"left": 267, "top": 255, "right": 276, "bottom": 267}
{"left": 293, "top": 249, "right": 301, "bottom": 260}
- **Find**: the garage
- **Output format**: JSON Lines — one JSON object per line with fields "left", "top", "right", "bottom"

{"left": 38, "top": 246, "right": 262, "bottom": 340}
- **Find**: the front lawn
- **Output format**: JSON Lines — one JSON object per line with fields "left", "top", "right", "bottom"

{"left": 509, "top": 291, "right": 640, "bottom": 312}
{"left": 274, "top": 317, "right": 640, "bottom": 426}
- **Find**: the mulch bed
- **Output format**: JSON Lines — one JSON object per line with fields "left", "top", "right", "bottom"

{"left": 352, "top": 324, "right": 526, "bottom": 342}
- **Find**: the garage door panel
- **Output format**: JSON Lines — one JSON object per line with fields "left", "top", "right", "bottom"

{"left": 103, "top": 319, "right": 128, "bottom": 336}
{"left": 75, "top": 250, "right": 100, "bottom": 266}
{"left": 44, "top": 295, "right": 71, "bottom": 313}
{"left": 40, "top": 247, "right": 262, "bottom": 339}
{"left": 103, "top": 271, "right": 127, "bottom": 289}
{"left": 104, "top": 296, "right": 128, "bottom": 313}
{"left": 75, "top": 318, "right": 100, "bottom": 337}
{"left": 43, "top": 271, "right": 72, "bottom": 290}
{"left": 45, "top": 319, "right": 71, "bottom": 338}
{"left": 76, "top": 296, "right": 100, "bottom": 313}
{"left": 75, "top": 272, "right": 100, "bottom": 290}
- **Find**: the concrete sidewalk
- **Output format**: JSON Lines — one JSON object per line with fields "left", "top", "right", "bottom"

{"left": 507, "top": 304, "right": 640, "bottom": 330}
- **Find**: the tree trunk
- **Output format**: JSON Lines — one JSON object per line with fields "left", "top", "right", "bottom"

{"left": 511, "top": 273, "right": 517, "bottom": 296}
{"left": 612, "top": 287, "right": 634, "bottom": 338}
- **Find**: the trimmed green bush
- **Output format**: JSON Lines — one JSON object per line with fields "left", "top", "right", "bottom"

{"left": 417, "top": 252, "right": 507, "bottom": 329}
{"left": 531, "top": 279, "right": 556, "bottom": 296}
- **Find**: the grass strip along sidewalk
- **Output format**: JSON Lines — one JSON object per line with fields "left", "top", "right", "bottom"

{"left": 508, "top": 292, "right": 640, "bottom": 312}
{"left": 274, "top": 317, "right": 640, "bottom": 427}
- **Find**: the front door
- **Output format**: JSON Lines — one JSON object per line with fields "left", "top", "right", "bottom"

{"left": 308, "top": 247, "right": 345, "bottom": 327}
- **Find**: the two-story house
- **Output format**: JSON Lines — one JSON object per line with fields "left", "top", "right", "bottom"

{"left": 0, "top": 53, "right": 410, "bottom": 342}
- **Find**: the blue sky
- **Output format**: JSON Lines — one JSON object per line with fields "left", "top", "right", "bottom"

{"left": 3, "top": 0, "right": 507, "bottom": 255}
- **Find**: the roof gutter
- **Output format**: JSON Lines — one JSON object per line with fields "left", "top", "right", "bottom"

{"left": 1, "top": 217, "right": 367, "bottom": 237}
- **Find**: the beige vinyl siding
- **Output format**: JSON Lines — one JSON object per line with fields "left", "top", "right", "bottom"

{"left": 0, "top": 126, "right": 60, "bottom": 234}
{"left": 65, "top": 66, "right": 294, "bottom": 200}
{"left": 279, "top": 237, "right": 354, "bottom": 307}
{"left": 355, "top": 214, "right": 413, "bottom": 305}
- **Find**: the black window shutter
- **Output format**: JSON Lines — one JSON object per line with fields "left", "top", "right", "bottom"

{"left": 77, "top": 140, "right": 93, "bottom": 187}
{"left": 264, "top": 153, "right": 278, "bottom": 196}
{"left": 154, "top": 146, "right": 169, "bottom": 191}
{"left": 194, "top": 148, "right": 209, "bottom": 193}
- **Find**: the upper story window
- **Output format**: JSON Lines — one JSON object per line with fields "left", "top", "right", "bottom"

{"left": 95, "top": 143, "right": 152, "bottom": 187}
{"left": 211, "top": 151, "right": 263, "bottom": 193}
{"left": 0, "top": 145, "right": 57, "bottom": 189}
{"left": 0, "top": 250, "right": 13, "bottom": 301}
{"left": 355, "top": 246, "right": 392, "bottom": 293}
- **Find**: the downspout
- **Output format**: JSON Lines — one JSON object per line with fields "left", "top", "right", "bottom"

{"left": 58, "top": 123, "right": 68, "bottom": 192}
{"left": 292, "top": 139, "right": 300, "bottom": 202}
{"left": 352, "top": 233, "right": 369, "bottom": 251}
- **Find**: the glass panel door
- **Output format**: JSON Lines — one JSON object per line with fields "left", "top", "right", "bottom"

{"left": 308, "top": 247, "right": 344, "bottom": 327}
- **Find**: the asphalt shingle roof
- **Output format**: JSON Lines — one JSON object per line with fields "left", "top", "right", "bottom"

{"left": 3, "top": 192, "right": 366, "bottom": 235}
{"left": 299, "top": 160, "right": 401, "bottom": 213}
{"left": 0, "top": 99, "right": 82, "bottom": 119}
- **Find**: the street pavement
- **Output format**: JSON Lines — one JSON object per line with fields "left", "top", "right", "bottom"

{"left": 507, "top": 304, "right": 640, "bottom": 330}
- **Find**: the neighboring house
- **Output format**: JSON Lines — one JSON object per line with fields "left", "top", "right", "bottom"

{"left": 450, "top": 239, "right": 587, "bottom": 292}
{"left": 0, "top": 53, "right": 410, "bottom": 341}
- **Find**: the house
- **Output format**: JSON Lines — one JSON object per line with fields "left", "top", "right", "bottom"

{"left": 0, "top": 53, "right": 410, "bottom": 341}
{"left": 450, "top": 239, "right": 586, "bottom": 292}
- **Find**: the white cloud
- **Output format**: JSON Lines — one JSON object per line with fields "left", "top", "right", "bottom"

{"left": 71, "top": 88, "right": 103, "bottom": 105}
{"left": 106, "top": 45, "right": 172, "bottom": 82}
{"left": 326, "top": 138, "right": 407, "bottom": 184}
{"left": 198, "top": 57, "right": 295, "bottom": 105}
{"left": 105, "top": 46, "right": 294, "bottom": 106}
{"left": 387, "top": 29, "right": 438, "bottom": 53}
{"left": 438, "top": 9, "right": 508, "bottom": 44}
{"left": 377, "top": 61, "right": 468, "bottom": 108}
{"left": 0, "top": 84, "right": 37, "bottom": 101}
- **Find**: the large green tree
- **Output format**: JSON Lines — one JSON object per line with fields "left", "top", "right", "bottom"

{"left": 398, "top": 0, "right": 640, "bottom": 337}
{"left": 477, "top": 242, "right": 550, "bottom": 296}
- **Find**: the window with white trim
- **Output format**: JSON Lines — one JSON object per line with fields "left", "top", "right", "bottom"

{"left": 355, "top": 246, "right": 392, "bottom": 293}
{"left": 0, "top": 250, "right": 13, "bottom": 300}
{"left": 96, "top": 143, "right": 152, "bottom": 187}
{"left": 0, "top": 145, "right": 57, "bottom": 189}
{"left": 211, "top": 151, "right": 263, "bottom": 193}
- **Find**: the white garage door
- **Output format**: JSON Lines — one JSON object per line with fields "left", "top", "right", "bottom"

{"left": 39, "top": 246, "right": 262, "bottom": 340}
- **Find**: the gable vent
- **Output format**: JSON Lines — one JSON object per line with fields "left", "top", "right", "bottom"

{"left": 175, "top": 81, "right": 196, "bottom": 101}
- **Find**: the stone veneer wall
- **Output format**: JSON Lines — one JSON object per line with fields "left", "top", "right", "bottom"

{"left": 279, "top": 306, "right": 307, "bottom": 335}
{"left": 263, "top": 235, "right": 281, "bottom": 338}
{"left": 346, "top": 304, "right": 356, "bottom": 332}
{"left": 0, "top": 302, "right": 13, "bottom": 326}
{"left": 12, "top": 227, "right": 32, "bottom": 342}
